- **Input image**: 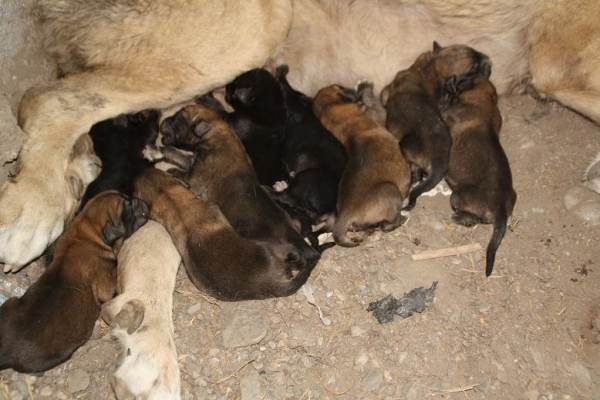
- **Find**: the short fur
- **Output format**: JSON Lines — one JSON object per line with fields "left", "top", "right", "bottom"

{"left": 156, "top": 104, "right": 321, "bottom": 270}
{"left": 269, "top": 65, "right": 348, "bottom": 225}
{"left": 312, "top": 83, "right": 411, "bottom": 247}
{"left": 381, "top": 43, "right": 492, "bottom": 210}
{"left": 102, "top": 221, "right": 182, "bottom": 400}
{"left": 0, "top": 192, "right": 148, "bottom": 373}
{"left": 133, "top": 169, "right": 317, "bottom": 301}
{"left": 440, "top": 76, "right": 517, "bottom": 276}
{"left": 80, "top": 109, "right": 160, "bottom": 208}
{"left": 0, "top": 0, "right": 598, "bottom": 268}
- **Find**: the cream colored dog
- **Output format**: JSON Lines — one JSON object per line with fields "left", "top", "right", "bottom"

{"left": 1, "top": 0, "right": 598, "bottom": 270}
{"left": 102, "top": 221, "right": 182, "bottom": 400}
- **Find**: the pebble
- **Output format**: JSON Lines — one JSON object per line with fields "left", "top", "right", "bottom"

{"left": 567, "top": 361, "right": 592, "bottom": 388}
{"left": 240, "top": 371, "right": 264, "bottom": 400}
{"left": 222, "top": 310, "right": 268, "bottom": 348}
{"left": 362, "top": 370, "right": 383, "bottom": 391}
{"left": 186, "top": 303, "right": 202, "bottom": 314}
{"left": 522, "top": 389, "right": 540, "bottom": 400}
{"left": 9, "top": 380, "right": 28, "bottom": 399}
{"left": 354, "top": 348, "right": 369, "bottom": 368}
{"left": 67, "top": 369, "right": 90, "bottom": 393}
{"left": 40, "top": 386, "right": 53, "bottom": 397}
{"left": 351, "top": 326, "right": 366, "bottom": 337}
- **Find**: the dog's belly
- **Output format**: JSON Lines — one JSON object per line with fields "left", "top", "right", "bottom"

{"left": 276, "top": 0, "right": 533, "bottom": 96}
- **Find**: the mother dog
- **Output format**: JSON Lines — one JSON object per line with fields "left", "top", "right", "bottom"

{"left": 0, "top": 0, "right": 598, "bottom": 270}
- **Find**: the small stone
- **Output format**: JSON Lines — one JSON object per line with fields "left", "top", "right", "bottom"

{"left": 478, "top": 376, "right": 492, "bottom": 392}
{"left": 222, "top": 310, "right": 268, "bottom": 348}
{"left": 354, "top": 348, "right": 369, "bottom": 368}
{"left": 240, "top": 371, "right": 263, "bottom": 400}
{"left": 397, "top": 351, "right": 408, "bottom": 364}
{"left": 567, "top": 361, "right": 592, "bottom": 388}
{"left": 187, "top": 303, "right": 202, "bottom": 314}
{"left": 522, "top": 389, "right": 540, "bottom": 400}
{"left": 497, "top": 369, "right": 509, "bottom": 384}
{"left": 67, "top": 369, "right": 90, "bottom": 393}
{"left": 9, "top": 380, "right": 28, "bottom": 399}
{"left": 351, "top": 326, "right": 366, "bottom": 337}
{"left": 362, "top": 370, "right": 383, "bottom": 391}
{"left": 40, "top": 387, "right": 53, "bottom": 397}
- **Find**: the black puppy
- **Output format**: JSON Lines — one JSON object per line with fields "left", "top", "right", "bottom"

{"left": 221, "top": 68, "right": 287, "bottom": 186}
{"left": 80, "top": 109, "right": 160, "bottom": 208}
{"left": 270, "top": 65, "right": 348, "bottom": 227}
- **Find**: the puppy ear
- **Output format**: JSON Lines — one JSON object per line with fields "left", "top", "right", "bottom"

{"left": 192, "top": 120, "right": 212, "bottom": 138}
{"left": 102, "top": 222, "right": 126, "bottom": 246}
{"left": 455, "top": 76, "right": 475, "bottom": 92}
{"left": 433, "top": 41, "right": 442, "bottom": 53}
{"left": 380, "top": 84, "right": 391, "bottom": 107}
{"left": 121, "top": 198, "right": 150, "bottom": 238}
{"left": 275, "top": 64, "right": 290, "bottom": 80}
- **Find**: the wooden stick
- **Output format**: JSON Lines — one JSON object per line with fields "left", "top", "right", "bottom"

{"left": 411, "top": 243, "right": 482, "bottom": 261}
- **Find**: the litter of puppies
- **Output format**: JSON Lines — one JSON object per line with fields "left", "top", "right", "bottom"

{"left": 0, "top": 42, "right": 516, "bottom": 395}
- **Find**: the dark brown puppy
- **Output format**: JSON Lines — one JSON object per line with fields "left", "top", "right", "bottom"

{"left": 133, "top": 169, "right": 317, "bottom": 301}
{"left": 0, "top": 192, "right": 148, "bottom": 373}
{"left": 157, "top": 104, "right": 320, "bottom": 271}
{"left": 312, "top": 82, "right": 411, "bottom": 247}
{"left": 381, "top": 42, "right": 492, "bottom": 210}
{"left": 439, "top": 75, "right": 516, "bottom": 276}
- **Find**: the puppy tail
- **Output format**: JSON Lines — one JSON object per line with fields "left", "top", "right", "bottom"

{"left": 404, "top": 163, "right": 447, "bottom": 211}
{"left": 332, "top": 217, "right": 360, "bottom": 247}
{"left": 485, "top": 207, "right": 508, "bottom": 277}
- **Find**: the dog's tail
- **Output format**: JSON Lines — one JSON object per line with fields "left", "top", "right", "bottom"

{"left": 332, "top": 216, "right": 360, "bottom": 247}
{"left": 485, "top": 206, "right": 508, "bottom": 277}
{"left": 404, "top": 162, "right": 447, "bottom": 211}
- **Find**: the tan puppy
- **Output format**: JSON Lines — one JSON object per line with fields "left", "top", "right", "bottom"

{"left": 440, "top": 76, "right": 517, "bottom": 276}
{"left": 154, "top": 103, "right": 320, "bottom": 270}
{"left": 381, "top": 42, "right": 492, "bottom": 210}
{"left": 1, "top": 0, "right": 598, "bottom": 269}
{"left": 133, "top": 169, "right": 316, "bottom": 301}
{"left": 0, "top": 192, "right": 149, "bottom": 373}
{"left": 102, "top": 221, "right": 182, "bottom": 400}
{"left": 313, "top": 82, "right": 411, "bottom": 247}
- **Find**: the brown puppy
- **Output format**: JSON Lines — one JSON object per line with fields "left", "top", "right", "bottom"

{"left": 133, "top": 169, "right": 317, "bottom": 301}
{"left": 381, "top": 42, "right": 492, "bottom": 210}
{"left": 439, "top": 76, "right": 516, "bottom": 277}
{"left": 0, "top": 191, "right": 149, "bottom": 373}
{"left": 156, "top": 104, "right": 320, "bottom": 270}
{"left": 312, "top": 82, "right": 411, "bottom": 247}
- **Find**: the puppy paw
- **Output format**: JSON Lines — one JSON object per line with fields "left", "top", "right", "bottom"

{"left": 273, "top": 180, "right": 289, "bottom": 192}
{"left": 355, "top": 79, "right": 373, "bottom": 92}
{"left": 142, "top": 145, "right": 162, "bottom": 162}
{"left": 0, "top": 173, "right": 72, "bottom": 271}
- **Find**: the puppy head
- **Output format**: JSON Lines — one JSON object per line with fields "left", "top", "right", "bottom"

{"left": 225, "top": 68, "right": 284, "bottom": 111}
{"left": 430, "top": 42, "right": 492, "bottom": 83}
{"left": 312, "top": 84, "right": 362, "bottom": 122}
{"left": 160, "top": 105, "right": 220, "bottom": 150}
{"left": 81, "top": 192, "right": 149, "bottom": 247}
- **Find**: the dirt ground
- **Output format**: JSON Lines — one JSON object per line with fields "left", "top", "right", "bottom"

{"left": 1, "top": 4, "right": 599, "bottom": 400}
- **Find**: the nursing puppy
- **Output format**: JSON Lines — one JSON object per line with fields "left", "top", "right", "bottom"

{"left": 134, "top": 169, "right": 317, "bottom": 300}
{"left": 269, "top": 65, "right": 348, "bottom": 225}
{"left": 313, "top": 82, "right": 411, "bottom": 247}
{"left": 381, "top": 42, "right": 492, "bottom": 210}
{"left": 157, "top": 104, "right": 320, "bottom": 266}
{"left": 102, "top": 221, "right": 181, "bottom": 400}
{"left": 0, "top": 192, "right": 148, "bottom": 373}
{"left": 221, "top": 68, "right": 287, "bottom": 186}
{"left": 80, "top": 109, "right": 160, "bottom": 208}
{"left": 440, "top": 76, "right": 516, "bottom": 276}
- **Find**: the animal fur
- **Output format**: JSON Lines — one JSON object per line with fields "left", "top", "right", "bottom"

{"left": 0, "top": 0, "right": 598, "bottom": 268}
{"left": 102, "top": 221, "right": 182, "bottom": 400}
{"left": 440, "top": 75, "right": 517, "bottom": 276}
{"left": 381, "top": 42, "right": 492, "bottom": 210}
{"left": 313, "top": 82, "right": 411, "bottom": 247}
{"left": 133, "top": 169, "right": 318, "bottom": 301}
{"left": 0, "top": 192, "right": 148, "bottom": 372}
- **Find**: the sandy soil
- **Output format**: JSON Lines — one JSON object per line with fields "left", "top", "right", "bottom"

{"left": 0, "top": 4, "right": 599, "bottom": 400}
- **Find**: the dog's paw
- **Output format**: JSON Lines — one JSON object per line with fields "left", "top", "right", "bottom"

{"left": 142, "top": 145, "right": 162, "bottom": 162}
{"left": 355, "top": 79, "right": 373, "bottom": 92}
{"left": 273, "top": 180, "right": 289, "bottom": 192}
{"left": 0, "top": 175, "right": 72, "bottom": 272}
{"left": 112, "top": 300, "right": 146, "bottom": 335}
